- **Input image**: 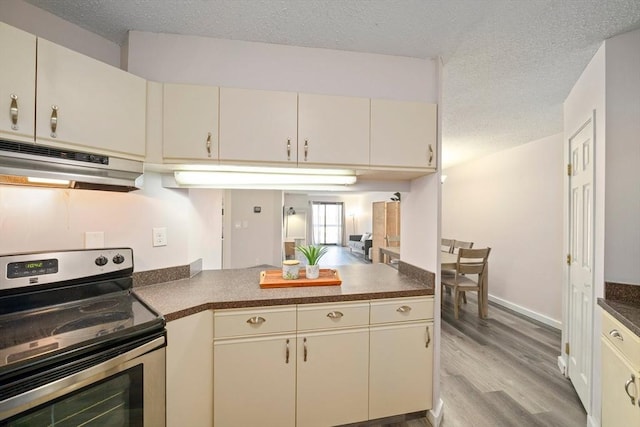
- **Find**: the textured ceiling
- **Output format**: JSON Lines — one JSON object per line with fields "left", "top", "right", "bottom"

{"left": 25, "top": 0, "right": 640, "bottom": 168}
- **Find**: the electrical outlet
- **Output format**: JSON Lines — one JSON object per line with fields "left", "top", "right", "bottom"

{"left": 85, "top": 231, "right": 104, "bottom": 249}
{"left": 153, "top": 227, "right": 167, "bottom": 247}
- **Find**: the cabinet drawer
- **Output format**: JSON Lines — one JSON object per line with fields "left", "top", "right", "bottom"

{"left": 370, "top": 297, "right": 433, "bottom": 324}
{"left": 214, "top": 305, "right": 296, "bottom": 338}
{"left": 602, "top": 311, "right": 640, "bottom": 367}
{"left": 297, "top": 302, "right": 370, "bottom": 331}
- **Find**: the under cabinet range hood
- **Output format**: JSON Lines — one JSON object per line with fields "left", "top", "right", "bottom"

{"left": 0, "top": 140, "right": 143, "bottom": 192}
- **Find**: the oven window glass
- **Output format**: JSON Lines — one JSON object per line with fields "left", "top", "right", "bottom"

{"left": 2, "top": 365, "right": 143, "bottom": 427}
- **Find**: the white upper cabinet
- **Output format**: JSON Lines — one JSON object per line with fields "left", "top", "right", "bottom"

{"left": 0, "top": 22, "right": 36, "bottom": 144}
{"left": 371, "top": 99, "right": 437, "bottom": 169}
{"left": 219, "top": 87, "right": 297, "bottom": 165}
{"left": 163, "top": 83, "right": 219, "bottom": 162}
{"left": 36, "top": 38, "right": 146, "bottom": 159}
{"left": 298, "top": 93, "right": 370, "bottom": 167}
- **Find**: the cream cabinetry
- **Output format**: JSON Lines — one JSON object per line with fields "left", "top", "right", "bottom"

{"left": 296, "top": 302, "right": 370, "bottom": 426}
{"left": 369, "top": 297, "right": 434, "bottom": 419}
{"left": 298, "top": 92, "right": 370, "bottom": 167}
{"left": 36, "top": 38, "right": 146, "bottom": 159}
{"left": 163, "top": 83, "right": 219, "bottom": 161}
{"left": 601, "top": 311, "right": 640, "bottom": 426}
{"left": 0, "top": 22, "right": 36, "bottom": 144}
{"left": 371, "top": 99, "right": 437, "bottom": 170}
{"left": 166, "top": 310, "right": 214, "bottom": 427}
{"left": 219, "top": 87, "right": 297, "bottom": 165}
{"left": 213, "top": 306, "right": 297, "bottom": 427}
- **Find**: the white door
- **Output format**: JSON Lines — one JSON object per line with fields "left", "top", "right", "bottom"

{"left": 567, "top": 114, "right": 595, "bottom": 409}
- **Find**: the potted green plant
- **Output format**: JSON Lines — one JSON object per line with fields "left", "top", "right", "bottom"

{"left": 296, "top": 245, "right": 328, "bottom": 279}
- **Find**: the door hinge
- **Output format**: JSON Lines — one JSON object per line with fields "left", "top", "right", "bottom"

{"left": 567, "top": 164, "right": 572, "bottom": 176}
{"left": 565, "top": 342, "right": 570, "bottom": 355}
{"left": 566, "top": 254, "right": 572, "bottom": 265}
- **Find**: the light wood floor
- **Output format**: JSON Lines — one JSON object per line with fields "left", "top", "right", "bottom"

{"left": 334, "top": 248, "right": 587, "bottom": 427}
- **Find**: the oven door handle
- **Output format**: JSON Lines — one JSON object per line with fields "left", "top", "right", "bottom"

{"left": 1, "top": 336, "right": 166, "bottom": 421}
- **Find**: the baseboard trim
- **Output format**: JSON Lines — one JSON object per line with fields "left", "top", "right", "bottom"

{"left": 557, "top": 355, "right": 567, "bottom": 376}
{"left": 488, "top": 294, "right": 562, "bottom": 330}
{"left": 427, "top": 398, "right": 444, "bottom": 427}
{"left": 587, "top": 413, "right": 599, "bottom": 427}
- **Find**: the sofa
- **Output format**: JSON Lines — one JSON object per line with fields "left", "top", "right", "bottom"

{"left": 347, "top": 234, "right": 372, "bottom": 261}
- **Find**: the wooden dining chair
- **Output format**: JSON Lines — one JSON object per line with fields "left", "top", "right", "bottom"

{"left": 441, "top": 247, "right": 491, "bottom": 319}
{"left": 441, "top": 238, "right": 454, "bottom": 253}
{"left": 452, "top": 240, "right": 473, "bottom": 254}
{"left": 384, "top": 235, "right": 400, "bottom": 247}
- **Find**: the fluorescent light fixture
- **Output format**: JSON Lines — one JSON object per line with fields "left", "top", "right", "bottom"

{"left": 27, "top": 176, "right": 71, "bottom": 186}
{"left": 174, "top": 170, "right": 356, "bottom": 186}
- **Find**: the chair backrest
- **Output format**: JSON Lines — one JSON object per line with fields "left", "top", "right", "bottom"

{"left": 441, "top": 238, "right": 454, "bottom": 253}
{"left": 385, "top": 235, "right": 400, "bottom": 247}
{"left": 456, "top": 247, "right": 491, "bottom": 276}
{"left": 452, "top": 240, "right": 474, "bottom": 254}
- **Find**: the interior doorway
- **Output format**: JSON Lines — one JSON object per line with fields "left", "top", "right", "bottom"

{"left": 311, "top": 202, "right": 344, "bottom": 245}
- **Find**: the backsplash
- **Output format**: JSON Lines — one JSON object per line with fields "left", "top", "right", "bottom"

{"left": 605, "top": 282, "right": 640, "bottom": 305}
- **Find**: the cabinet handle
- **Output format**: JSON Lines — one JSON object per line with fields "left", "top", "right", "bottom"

{"left": 397, "top": 305, "right": 412, "bottom": 313}
{"left": 425, "top": 325, "right": 431, "bottom": 348}
{"left": 326, "top": 311, "right": 344, "bottom": 319}
{"left": 206, "top": 132, "right": 212, "bottom": 157}
{"left": 609, "top": 329, "right": 624, "bottom": 341}
{"left": 303, "top": 337, "right": 308, "bottom": 362}
{"left": 9, "top": 94, "right": 18, "bottom": 130}
{"left": 50, "top": 105, "right": 59, "bottom": 138}
{"left": 428, "top": 144, "right": 434, "bottom": 165}
{"left": 286, "top": 138, "right": 291, "bottom": 160}
{"left": 285, "top": 338, "right": 290, "bottom": 364}
{"left": 246, "top": 316, "right": 266, "bottom": 325}
{"left": 625, "top": 374, "right": 636, "bottom": 405}
{"left": 304, "top": 139, "right": 309, "bottom": 161}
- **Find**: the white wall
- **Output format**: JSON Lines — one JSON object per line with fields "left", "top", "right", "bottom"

{"left": 0, "top": 173, "right": 223, "bottom": 272}
{"left": 564, "top": 42, "right": 606, "bottom": 427}
{"left": 0, "top": 0, "right": 120, "bottom": 67}
{"left": 604, "top": 28, "right": 640, "bottom": 285}
{"left": 442, "top": 134, "right": 564, "bottom": 325}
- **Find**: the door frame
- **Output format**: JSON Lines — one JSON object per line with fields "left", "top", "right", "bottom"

{"left": 559, "top": 110, "right": 596, "bottom": 406}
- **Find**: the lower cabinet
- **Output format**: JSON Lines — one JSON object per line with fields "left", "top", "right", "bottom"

{"left": 165, "top": 310, "right": 214, "bottom": 427}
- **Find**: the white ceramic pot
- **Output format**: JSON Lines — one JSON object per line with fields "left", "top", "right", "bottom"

{"left": 305, "top": 264, "right": 320, "bottom": 279}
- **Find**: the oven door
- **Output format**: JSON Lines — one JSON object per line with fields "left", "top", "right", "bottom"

{"left": 0, "top": 336, "right": 165, "bottom": 427}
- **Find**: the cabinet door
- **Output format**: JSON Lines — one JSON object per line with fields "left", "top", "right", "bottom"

{"left": 298, "top": 93, "right": 369, "bottom": 167}
{"left": 371, "top": 99, "right": 437, "bottom": 169}
{"left": 219, "top": 87, "right": 297, "bottom": 165}
{"left": 214, "top": 334, "right": 296, "bottom": 427}
{"left": 297, "top": 327, "right": 369, "bottom": 427}
{"left": 166, "top": 311, "right": 214, "bottom": 427}
{"left": 36, "top": 39, "right": 146, "bottom": 159}
{"left": 369, "top": 322, "right": 433, "bottom": 419}
{"left": 163, "top": 83, "right": 219, "bottom": 161}
{"left": 601, "top": 338, "right": 640, "bottom": 426}
{"left": 0, "top": 23, "right": 36, "bottom": 144}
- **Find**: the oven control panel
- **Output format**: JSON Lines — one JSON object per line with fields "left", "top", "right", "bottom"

{"left": 0, "top": 248, "right": 134, "bottom": 291}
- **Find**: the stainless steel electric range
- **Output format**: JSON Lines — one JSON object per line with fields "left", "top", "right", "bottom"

{"left": 0, "top": 248, "right": 166, "bottom": 426}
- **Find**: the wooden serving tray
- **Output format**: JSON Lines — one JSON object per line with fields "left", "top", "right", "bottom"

{"left": 260, "top": 268, "right": 342, "bottom": 288}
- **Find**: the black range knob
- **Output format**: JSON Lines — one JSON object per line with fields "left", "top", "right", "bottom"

{"left": 113, "top": 254, "right": 125, "bottom": 264}
{"left": 95, "top": 256, "right": 108, "bottom": 266}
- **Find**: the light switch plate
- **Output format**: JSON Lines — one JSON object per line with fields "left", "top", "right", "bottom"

{"left": 85, "top": 231, "right": 105, "bottom": 249}
{"left": 153, "top": 227, "right": 167, "bottom": 247}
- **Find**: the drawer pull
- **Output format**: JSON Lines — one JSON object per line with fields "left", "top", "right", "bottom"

{"left": 397, "top": 305, "right": 412, "bottom": 313}
{"left": 625, "top": 374, "right": 636, "bottom": 405}
{"left": 246, "top": 316, "right": 266, "bottom": 325}
{"left": 428, "top": 144, "right": 434, "bottom": 165}
{"left": 326, "top": 311, "right": 344, "bottom": 319}
{"left": 303, "top": 337, "right": 308, "bottom": 362}
{"left": 286, "top": 138, "right": 291, "bottom": 160}
{"left": 285, "top": 339, "right": 290, "bottom": 364}
{"left": 206, "top": 132, "right": 212, "bottom": 157}
{"left": 426, "top": 325, "right": 431, "bottom": 348}
{"left": 50, "top": 105, "right": 58, "bottom": 138}
{"left": 609, "top": 329, "right": 624, "bottom": 341}
{"left": 304, "top": 139, "right": 309, "bottom": 161}
{"left": 10, "top": 94, "right": 18, "bottom": 130}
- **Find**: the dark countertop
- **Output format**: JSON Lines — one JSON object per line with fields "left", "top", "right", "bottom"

{"left": 134, "top": 263, "right": 434, "bottom": 322}
{"left": 598, "top": 298, "right": 640, "bottom": 337}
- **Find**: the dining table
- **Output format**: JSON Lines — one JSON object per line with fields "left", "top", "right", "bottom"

{"left": 441, "top": 251, "right": 489, "bottom": 318}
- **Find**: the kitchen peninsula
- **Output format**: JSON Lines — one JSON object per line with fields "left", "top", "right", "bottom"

{"left": 134, "top": 262, "right": 434, "bottom": 427}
